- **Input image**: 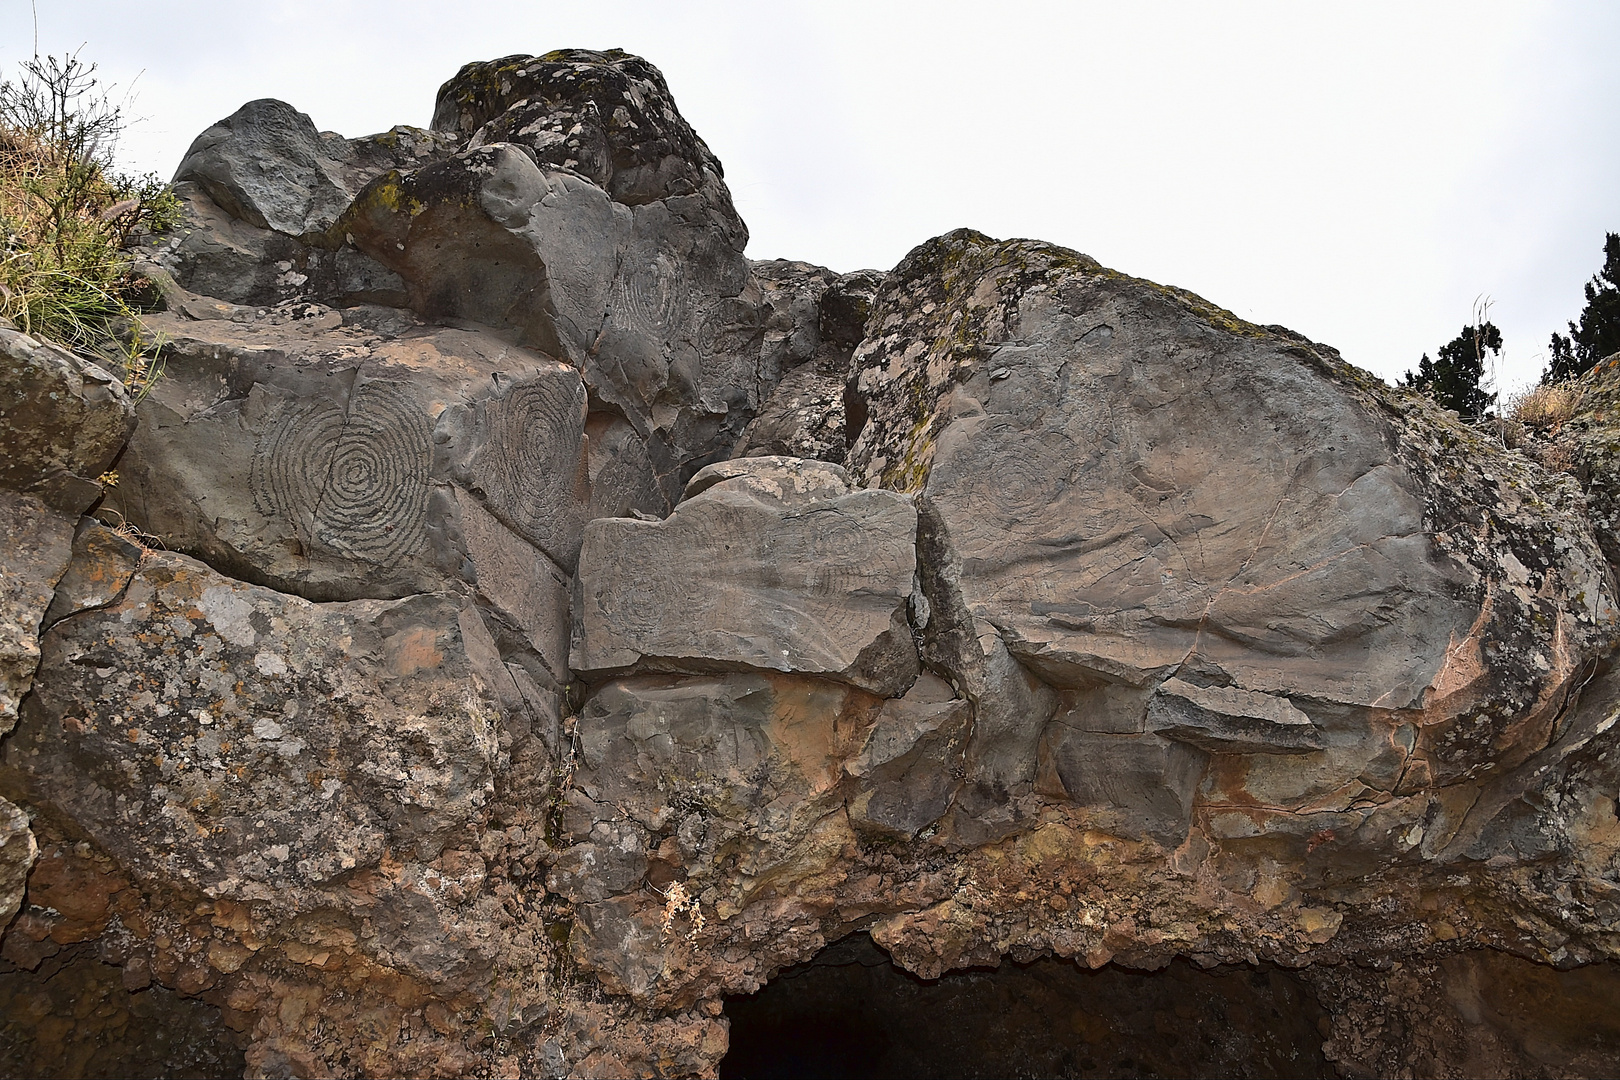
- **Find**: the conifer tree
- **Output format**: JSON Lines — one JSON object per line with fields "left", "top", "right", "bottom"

{"left": 1403, "top": 321, "right": 1501, "bottom": 421}
{"left": 1547, "top": 232, "right": 1620, "bottom": 382}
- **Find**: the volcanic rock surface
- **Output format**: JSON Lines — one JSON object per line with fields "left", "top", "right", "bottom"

{"left": 4, "top": 45, "right": 1620, "bottom": 1080}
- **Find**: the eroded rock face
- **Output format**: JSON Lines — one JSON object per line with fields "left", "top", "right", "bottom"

{"left": 7, "top": 47, "right": 1620, "bottom": 1080}
{"left": 731, "top": 262, "right": 885, "bottom": 465}
{"left": 9, "top": 548, "right": 507, "bottom": 893}
{"left": 340, "top": 49, "right": 769, "bottom": 507}
{"left": 0, "top": 325, "right": 135, "bottom": 512}
{"left": 117, "top": 307, "right": 586, "bottom": 612}
{"left": 571, "top": 456, "right": 920, "bottom": 696}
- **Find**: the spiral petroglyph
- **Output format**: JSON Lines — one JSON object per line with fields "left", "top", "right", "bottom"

{"left": 615, "top": 260, "right": 689, "bottom": 335}
{"left": 464, "top": 370, "right": 588, "bottom": 566}
{"left": 251, "top": 380, "right": 431, "bottom": 564}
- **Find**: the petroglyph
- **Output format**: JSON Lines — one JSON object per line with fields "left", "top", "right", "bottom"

{"left": 251, "top": 378, "right": 431, "bottom": 564}
{"left": 451, "top": 368, "right": 589, "bottom": 571}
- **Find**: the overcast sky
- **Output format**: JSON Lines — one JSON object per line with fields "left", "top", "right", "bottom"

{"left": 6, "top": 1, "right": 1617, "bottom": 395}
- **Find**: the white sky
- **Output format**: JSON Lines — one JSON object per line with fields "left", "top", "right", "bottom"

{"left": 7, "top": 0, "right": 1618, "bottom": 396}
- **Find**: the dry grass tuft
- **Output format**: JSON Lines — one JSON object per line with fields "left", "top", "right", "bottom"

{"left": 1507, "top": 383, "right": 1585, "bottom": 430}
{"left": 1, "top": 52, "right": 178, "bottom": 392}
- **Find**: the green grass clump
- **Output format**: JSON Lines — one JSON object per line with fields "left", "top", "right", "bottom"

{"left": 1, "top": 52, "right": 180, "bottom": 393}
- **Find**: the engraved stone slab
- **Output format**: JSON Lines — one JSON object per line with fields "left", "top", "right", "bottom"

{"left": 571, "top": 456, "right": 920, "bottom": 697}
{"left": 119, "top": 313, "right": 587, "bottom": 608}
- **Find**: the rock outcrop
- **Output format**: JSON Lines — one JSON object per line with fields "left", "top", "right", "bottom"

{"left": 5, "top": 47, "right": 1620, "bottom": 1080}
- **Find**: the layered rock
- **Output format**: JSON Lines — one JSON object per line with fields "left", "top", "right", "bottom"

{"left": 571, "top": 456, "right": 919, "bottom": 696}
{"left": 5, "top": 47, "right": 1620, "bottom": 1080}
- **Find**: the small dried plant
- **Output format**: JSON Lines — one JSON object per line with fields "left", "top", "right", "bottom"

{"left": 1508, "top": 382, "right": 1585, "bottom": 431}
{"left": 657, "top": 881, "right": 705, "bottom": 941}
{"left": 94, "top": 507, "right": 163, "bottom": 550}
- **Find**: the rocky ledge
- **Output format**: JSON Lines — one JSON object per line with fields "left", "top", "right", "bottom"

{"left": 4, "top": 47, "right": 1620, "bottom": 1079}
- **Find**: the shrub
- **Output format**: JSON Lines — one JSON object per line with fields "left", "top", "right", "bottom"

{"left": 0, "top": 51, "right": 179, "bottom": 392}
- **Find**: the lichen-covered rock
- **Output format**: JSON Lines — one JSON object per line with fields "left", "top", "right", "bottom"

{"left": 0, "top": 325, "right": 135, "bottom": 511}
{"left": 0, "top": 494, "right": 76, "bottom": 731}
{"left": 571, "top": 456, "right": 920, "bottom": 696}
{"left": 851, "top": 229, "right": 1617, "bottom": 846}
{"left": 9, "top": 47, "right": 1620, "bottom": 1080}
{"left": 732, "top": 263, "right": 885, "bottom": 465}
{"left": 0, "top": 794, "right": 33, "bottom": 930}
{"left": 430, "top": 50, "right": 732, "bottom": 211}
{"left": 564, "top": 671, "right": 886, "bottom": 1004}
{"left": 6, "top": 549, "right": 508, "bottom": 892}
{"left": 1522, "top": 351, "right": 1620, "bottom": 569}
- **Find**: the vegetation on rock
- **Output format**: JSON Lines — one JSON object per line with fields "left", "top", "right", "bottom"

{"left": 0, "top": 52, "right": 177, "bottom": 390}
{"left": 1548, "top": 231, "right": 1620, "bottom": 382}
{"left": 1403, "top": 318, "right": 1501, "bottom": 420}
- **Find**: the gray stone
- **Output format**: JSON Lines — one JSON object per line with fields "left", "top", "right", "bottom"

{"left": 572, "top": 673, "right": 872, "bottom": 870}
{"left": 732, "top": 264, "right": 885, "bottom": 466}
{"left": 913, "top": 498, "right": 1059, "bottom": 803}
{"left": 545, "top": 820, "right": 649, "bottom": 904}
{"left": 0, "top": 326, "right": 135, "bottom": 511}
{"left": 39, "top": 520, "right": 144, "bottom": 629}
{"left": 431, "top": 51, "right": 733, "bottom": 211}
{"left": 850, "top": 229, "right": 1615, "bottom": 783}
{"left": 349, "top": 51, "right": 772, "bottom": 498}
{"left": 0, "top": 493, "right": 78, "bottom": 731}
{"left": 343, "top": 141, "right": 762, "bottom": 501}
{"left": 846, "top": 673, "right": 971, "bottom": 839}
{"left": 1036, "top": 726, "right": 1209, "bottom": 846}
{"left": 585, "top": 413, "right": 670, "bottom": 522}
{"left": 143, "top": 183, "right": 408, "bottom": 309}
{"left": 571, "top": 456, "right": 919, "bottom": 696}
{"left": 173, "top": 99, "right": 354, "bottom": 238}
{"left": 1146, "top": 678, "right": 1324, "bottom": 754}
{"left": 116, "top": 311, "right": 587, "bottom": 619}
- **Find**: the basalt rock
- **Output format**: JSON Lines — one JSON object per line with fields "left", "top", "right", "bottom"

{"left": 732, "top": 262, "right": 885, "bottom": 465}
{"left": 106, "top": 306, "right": 585, "bottom": 707}
{"left": 1, "top": 326, "right": 134, "bottom": 738}
{"left": 7, "top": 48, "right": 1620, "bottom": 1080}
{"left": 571, "top": 456, "right": 919, "bottom": 697}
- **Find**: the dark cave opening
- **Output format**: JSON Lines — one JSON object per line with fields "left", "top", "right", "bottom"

{"left": 720, "top": 935, "right": 1333, "bottom": 1080}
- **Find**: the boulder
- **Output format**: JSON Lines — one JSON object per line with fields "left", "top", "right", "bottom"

{"left": 571, "top": 456, "right": 920, "bottom": 696}
{"left": 851, "top": 230, "right": 1616, "bottom": 811}
{"left": 173, "top": 98, "right": 356, "bottom": 238}
{"left": 0, "top": 327, "right": 136, "bottom": 728}
{"left": 4, "top": 548, "right": 509, "bottom": 892}
{"left": 346, "top": 50, "right": 768, "bottom": 500}
{"left": 0, "top": 325, "right": 135, "bottom": 511}
{"left": 115, "top": 308, "right": 585, "bottom": 689}
{"left": 430, "top": 50, "right": 733, "bottom": 211}
{"left": 10, "top": 46, "right": 1620, "bottom": 1080}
